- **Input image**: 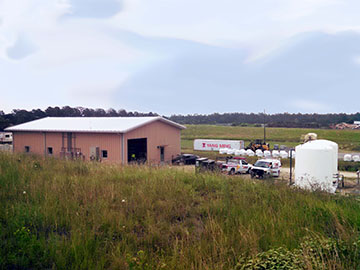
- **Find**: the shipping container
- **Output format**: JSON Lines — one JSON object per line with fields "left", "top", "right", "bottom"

{"left": 194, "top": 139, "right": 244, "bottom": 151}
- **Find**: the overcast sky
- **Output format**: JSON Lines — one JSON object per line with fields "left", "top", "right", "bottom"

{"left": 1, "top": 0, "right": 360, "bottom": 115}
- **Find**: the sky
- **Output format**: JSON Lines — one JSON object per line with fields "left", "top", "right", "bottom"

{"left": 0, "top": 0, "right": 360, "bottom": 115}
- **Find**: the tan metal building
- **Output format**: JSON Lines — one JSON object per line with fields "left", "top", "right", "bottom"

{"left": 5, "top": 117, "right": 185, "bottom": 164}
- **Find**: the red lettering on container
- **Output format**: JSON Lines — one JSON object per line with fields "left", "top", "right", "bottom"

{"left": 219, "top": 144, "right": 231, "bottom": 148}
{"left": 206, "top": 144, "right": 219, "bottom": 148}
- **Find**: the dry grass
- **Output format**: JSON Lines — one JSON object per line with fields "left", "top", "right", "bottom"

{"left": 1, "top": 153, "right": 360, "bottom": 269}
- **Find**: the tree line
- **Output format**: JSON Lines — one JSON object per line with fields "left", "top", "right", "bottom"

{"left": 0, "top": 106, "right": 158, "bottom": 131}
{"left": 1, "top": 106, "right": 360, "bottom": 131}
{"left": 168, "top": 112, "right": 360, "bottom": 128}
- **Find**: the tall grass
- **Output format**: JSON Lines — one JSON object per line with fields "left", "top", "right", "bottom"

{"left": 1, "top": 153, "right": 360, "bottom": 269}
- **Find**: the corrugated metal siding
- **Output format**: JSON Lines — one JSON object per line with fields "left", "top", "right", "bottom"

{"left": 45, "top": 133, "right": 63, "bottom": 157}
{"left": 74, "top": 133, "right": 122, "bottom": 163}
{"left": 12, "top": 119, "right": 181, "bottom": 164}
{"left": 124, "top": 120, "right": 181, "bottom": 164}
{"left": 13, "top": 132, "right": 122, "bottom": 163}
{"left": 13, "top": 132, "right": 46, "bottom": 155}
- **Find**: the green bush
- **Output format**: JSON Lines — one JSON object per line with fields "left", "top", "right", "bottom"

{"left": 236, "top": 237, "right": 360, "bottom": 270}
{"left": 338, "top": 161, "right": 360, "bottom": 172}
{"left": 0, "top": 226, "right": 52, "bottom": 269}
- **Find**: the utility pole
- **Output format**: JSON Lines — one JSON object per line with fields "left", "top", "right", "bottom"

{"left": 263, "top": 109, "right": 266, "bottom": 143}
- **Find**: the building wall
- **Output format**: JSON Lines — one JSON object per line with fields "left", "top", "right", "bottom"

{"left": 45, "top": 133, "right": 63, "bottom": 157}
{"left": 74, "top": 133, "right": 122, "bottom": 163}
{"left": 12, "top": 120, "right": 182, "bottom": 164}
{"left": 124, "top": 120, "right": 181, "bottom": 164}
{"left": 13, "top": 132, "right": 122, "bottom": 163}
{"left": 13, "top": 132, "right": 47, "bottom": 156}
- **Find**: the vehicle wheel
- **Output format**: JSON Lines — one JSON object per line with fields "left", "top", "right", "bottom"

{"left": 250, "top": 171, "right": 256, "bottom": 179}
{"left": 247, "top": 168, "right": 251, "bottom": 174}
{"left": 229, "top": 169, "right": 235, "bottom": 175}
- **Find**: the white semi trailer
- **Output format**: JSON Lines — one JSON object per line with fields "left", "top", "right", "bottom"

{"left": 194, "top": 139, "right": 244, "bottom": 151}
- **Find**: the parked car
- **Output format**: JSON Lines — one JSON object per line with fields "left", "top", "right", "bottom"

{"left": 195, "top": 158, "right": 222, "bottom": 173}
{"left": 172, "top": 154, "right": 199, "bottom": 165}
{"left": 222, "top": 157, "right": 252, "bottom": 175}
{"left": 250, "top": 159, "right": 281, "bottom": 178}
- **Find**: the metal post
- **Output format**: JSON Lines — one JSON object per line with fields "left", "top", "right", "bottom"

{"left": 357, "top": 170, "right": 360, "bottom": 185}
{"left": 263, "top": 109, "right": 266, "bottom": 143}
{"left": 289, "top": 149, "right": 293, "bottom": 185}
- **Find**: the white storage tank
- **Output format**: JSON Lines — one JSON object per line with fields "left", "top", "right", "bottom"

{"left": 295, "top": 140, "right": 338, "bottom": 193}
{"left": 219, "top": 148, "right": 227, "bottom": 155}
{"left": 353, "top": 155, "right": 360, "bottom": 162}
{"left": 234, "top": 150, "right": 242, "bottom": 156}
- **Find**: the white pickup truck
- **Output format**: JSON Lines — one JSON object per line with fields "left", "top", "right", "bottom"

{"left": 222, "top": 157, "right": 252, "bottom": 175}
{"left": 250, "top": 159, "right": 281, "bottom": 178}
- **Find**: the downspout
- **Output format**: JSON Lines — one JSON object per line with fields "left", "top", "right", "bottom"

{"left": 62, "top": 133, "right": 64, "bottom": 149}
{"left": 44, "top": 132, "right": 47, "bottom": 157}
{"left": 74, "top": 133, "right": 76, "bottom": 150}
{"left": 12, "top": 133, "right": 15, "bottom": 154}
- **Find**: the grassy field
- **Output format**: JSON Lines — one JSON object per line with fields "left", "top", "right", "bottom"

{"left": 2, "top": 153, "right": 360, "bottom": 269}
{"left": 181, "top": 125, "right": 360, "bottom": 154}
{"left": 181, "top": 125, "right": 360, "bottom": 172}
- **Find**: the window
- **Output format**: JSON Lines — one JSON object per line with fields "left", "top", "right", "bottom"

{"left": 101, "top": 150, "right": 108, "bottom": 158}
{"left": 25, "top": 146, "right": 30, "bottom": 153}
{"left": 47, "top": 147, "right": 53, "bottom": 155}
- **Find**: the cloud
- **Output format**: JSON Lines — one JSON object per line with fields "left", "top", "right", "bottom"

{"left": 0, "top": 0, "right": 70, "bottom": 59}
{"left": 292, "top": 100, "right": 331, "bottom": 112}
{"left": 0, "top": 0, "right": 143, "bottom": 112}
{"left": 270, "top": 0, "right": 339, "bottom": 21}
{"left": 6, "top": 34, "right": 38, "bottom": 60}
{"left": 113, "top": 31, "right": 360, "bottom": 115}
{"left": 1, "top": 0, "right": 360, "bottom": 115}
{"left": 67, "top": 75, "right": 128, "bottom": 108}
{"left": 66, "top": 0, "right": 122, "bottom": 19}
{"left": 113, "top": 0, "right": 360, "bottom": 61}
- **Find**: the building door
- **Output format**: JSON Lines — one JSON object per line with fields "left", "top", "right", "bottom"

{"left": 67, "top": 132, "right": 72, "bottom": 151}
{"left": 89, "top": 147, "right": 100, "bottom": 161}
{"left": 128, "top": 138, "right": 147, "bottom": 163}
{"left": 160, "top": 146, "right": 165, "bottom": 162}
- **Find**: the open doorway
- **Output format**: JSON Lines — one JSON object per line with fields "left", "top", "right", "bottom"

{"left": 159, "top": 146, "right": 165, "bottom": 162}
{"left": 128, "top": 138, "right": 147, "bottom": 163}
